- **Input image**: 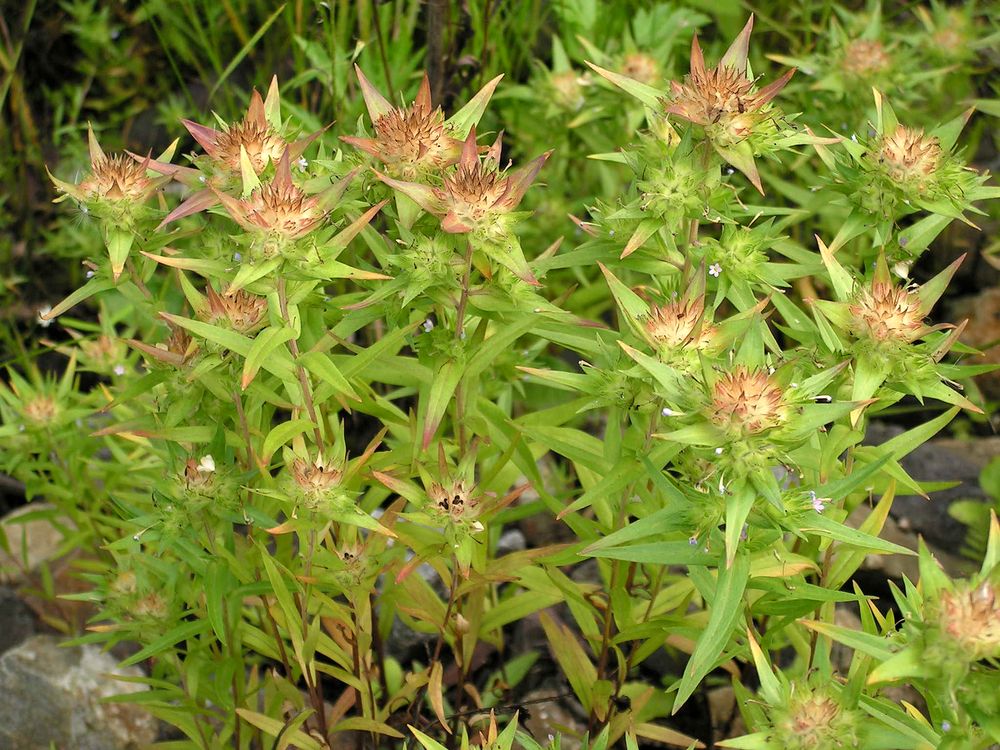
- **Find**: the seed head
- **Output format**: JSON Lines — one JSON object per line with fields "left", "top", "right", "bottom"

{"left": 291, "top": 456, "right": 344, "bottom": 498}
{"left": 621, "top": 52, "right": 660, "bottom": 86}
{"left": 428, "top": 479, "right": 478, "bottom": 524}
{"left": 80, "top": 154, "right": 156, "bottom": 201}
{"left": 772, "top": 686, "right": 859, "bottom": 750}
{"left": 709, "top": 366, "right": 785, "bottom": 435}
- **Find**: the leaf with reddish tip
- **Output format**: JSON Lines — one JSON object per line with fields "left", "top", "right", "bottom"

{"left": 502, "top": 150, "right": 551, "bottom": 211}
{"left": 689, "top": 34, "right": 706, "bottom": 80}
{"left": 105, "top": 226, "right": 134, "bottom": 281}
{"left": 263, "top": 75, "right": 281, "bottom": 127}
{"left": 87, "top": 123, "right": 105, "bottom": 166}
{"left": 157, "top": 189, "right": 219, "bottom": 229}
{"left": 354, "top": 64, "right": 394, "bottom": 122}
{"left": 414, "top": 72, "right": 432, "bottom": 111}
{"left": 339, "top": 135, "right": 380, "bottom": 158}
{"left": 754, "top": 67, "right": 795, "bottom": 108}
{"left": 181, "top": 119, "right": 220, "bottom": 155}
{"left": 213, "top": 188, "right": 256, "bottom": 232}
{"left": 620, "top": 219, "right": 660, "bottom": 259}
{"left": 326, "top": 200, "right": 388, "bottom": 251}
{"left": 715, "top": 140, "right": 763, "bottom": 195}
{"left": 46, "top": 166, "right": 84, "bottom": 202}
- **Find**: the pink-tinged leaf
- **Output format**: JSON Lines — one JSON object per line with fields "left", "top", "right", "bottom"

{"left": 585, "top": 61, "right": 665, "bottom": 109}
{"left": 272, "top": 148, "right": 294, "bottom": 192}
{"left": 448, "top": 74, "right": 504, "bottom": 138}
{"left": 246, "top": 87, "right": 266, "bottom": 127}
{"left": 689, "top": 35, "right": 706, "bottom": 80}
{"left": 501, "top": 150, "right": 552, "bottom": 210}
{"left": 568, "top": 213, "right": 599, "bottom": 236}
{"left": 157, "top": 189, "right": 218, "bottom": 229}
{"left": 127, "top": 150, "right": 201, "bottom": 182}
{"left": 459, "top": 127, "right": 479, "bottom": 169}
{"left": 485, "top": 131, "right": 503, "bottom": 165}
{"left": 621, "top": 219, "right": 660, "bottom": 259}
{"left": 354, "top": 64, "right": 394, "bottom": 122}
{"left": 181, "top": 119, "right": 221, "bottom": 155}
{"left": 441, "top": 212, "right": 473, "bottom": 234}
{"left": 126, "top": 338, "right": 188, "bottom": 367}
{"left": 415, "top": 72, "right": 432, "bottom": 111}
{"left": 754, "top": 67, "right": 795, "bottom": 107}
{"left": 339, "top": 135, "right": 381, "bottom": 158}
{"left": 87, "top": 123, "right": 105, "bottom": 166}
{"left": 374, "top": 171, "right": 443, "bottom": 215}
{"left": 320, "top": 167, "right": 360, "bottom": 210}
{"left": 720, "top": 15, "right": 754, "bottom": 72}
{"left": 289, "top": 127, "right": 326, "bottom": 159}
{"left": 213, "top": 188, "right": 256, "bottom": 232}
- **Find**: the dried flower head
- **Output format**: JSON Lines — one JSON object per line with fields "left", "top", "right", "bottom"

{"left": 342, "top": 67, "right": 467, "bottom": 180}
{"left": 841, "top": 39, "right": 891, "bottom": 77}
{"left": 133, "top": 591, "right": 169, "bottom": 620}
{"left": 850, "top": 277, "right": 925, "bottom": 343}
{"left": 378, "top": 129, "right": 550, "bottom": 238}
{"left": 666, "top": 16, "right": 794, "bottom": 193}
{"left": 646, "top": 294, "right": 715, "bottom": 350}
{"left": 549, "top": 70, "right": 586, "bottom": 111}
{"left": 203, "top": 286, "right": 268, "bottom": 333}
{"left": 182, "top": 455, "right": 216, "bottom": 493}
{"left": 938, "top": 581, "right": 1000, "bottom": 660}
{"left": 876, "top": 126, "right": 942, "bottom": 188}
{"left": 708, "top": 366, "right": 785, "bottom": 434}
{"left": 216, "top": 151, "right": 328, "bottom": 241}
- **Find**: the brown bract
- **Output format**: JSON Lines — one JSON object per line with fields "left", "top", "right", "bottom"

{"left": 708, "top": 366, "right": 785, "bottom": 434}
{"left": 850, "top": 279, "right": 926, "bottom": 343}
{"left": 291, "top": 456, "right": 344, "bottom": 497}
{"left": 428, "top": 479, "right": 477, "bottom": 523}
{"left": 376, "top": 128, "right": 551, "bottom": 235}
{"left": 341, "top": 67, "right": 464, "bottom": 179}
{"left": 215, "top": 150, "right": 328, "bottom": 239}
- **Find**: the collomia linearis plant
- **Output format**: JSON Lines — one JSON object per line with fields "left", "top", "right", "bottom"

{"left": 5, "top": 6, "right": 1000, "bottom": 750}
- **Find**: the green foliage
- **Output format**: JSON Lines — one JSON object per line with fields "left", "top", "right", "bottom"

{"left": 2, "top": 2, "right": 1000, "bottom": 749}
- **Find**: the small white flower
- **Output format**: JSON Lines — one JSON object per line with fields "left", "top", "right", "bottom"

{"left": 113, "top": 364, "right": 126, "bottom": 376}
{"left": 422, "top": 318, "right": 434, "bottom": 332}
{"left": 714, "top": 447, "right": 724, "bottom": 455}
{"left": 37, "top": 305, "right": 53, "bottom": 328}
{"left": 688, "top": 535, "right": 699, "bottom": 546}
{"left": 85, "top": 270, "right": 96, "bottom": 279}
{"left": 297, "top": 157, "right": 308, "bottom": 170}
{"left": 233, "top": 252, "right": 242, "bottom": 262}
{"left": 708, "top": 263, "right": 722, "bottom": 278}
{"left": 661, "top": 407, "right": 675, "bottom": 417}
{"left": 809, "top": 491, "right": 828, "bottom": 513}
{"left": 199, "top": 174, "right": 207, "bottom": 183}
{"left": 197, "top": 454, "right": 216, "bottom": 473}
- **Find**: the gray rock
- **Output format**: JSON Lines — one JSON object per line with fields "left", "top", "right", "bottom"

{"left": 0, "top": 503, "right": 74, "bottom": 584}
{"left": 0, "top": 586, "right": 35, "bottom": 656}
{"left": 0, "top": 634, "right": 158, "bottom": 750}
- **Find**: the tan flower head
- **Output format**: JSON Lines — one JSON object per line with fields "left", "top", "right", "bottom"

{"left": 23, "top": 395, "right": 59, "bottom": 425}
{"left": 49, "top": 126, "right": 168, "bottom": 205}
{"left": 180, "top": 77, "right": 316, "bottom": 174}
{"left": 877, "top": 125, "right": 941, "bottom": 187}
{"left": 377, "top": 128, "right": 551, "bottom": 239}
{"left": 646, "top": 293, "right": 715, "bottom": 350}
{"left": 128, "top": 320, "right": 198, "bottom": 368}
{"left": 341, "top": 67, "right": 466, "bottom": 179}
{"left": 215, "top": 150, "right": 328, "bottom": 240}
{"left": 939, "top": 581, "right": 1000, "bottom": 660}
{"left": 202, "top": 285, "right": 268, "bottom": 333}
{"left": 842, "top": 39, "right": 891, "bottom": 77}
{"left": 666, "top": 16, "right": 794, "bottom": 193}
{"left": 772, "top": 687, "right": 858, "bottom": 750}
{"left": 848, "top": 257, "right": 940, "bottom": 345}
{"left": 708, "top": 366, "right": 785, "bottom": 434}
{"left": 549, "top": 70, "right": 586, "bottom": 111}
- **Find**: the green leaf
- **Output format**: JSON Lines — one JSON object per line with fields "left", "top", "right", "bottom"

{"left": 540, "top": 611, "right": 597, "bottom": 712}
{"left": 242, "top": 326, "right": 295, "bottom": 389}
{"left": 672, "top": 550, "right": 749, "bottom": 712}
{"left": 261, "top": 419, "right": 315, "bottom": 463}
{"left": 420, "top": 359, "right": 465, "bottom": 449}
{"left": 120, "top": 620, "right": 208, "bottom": 667}
{"left": 105, "top": 227, "right": 134, "bottom": 280}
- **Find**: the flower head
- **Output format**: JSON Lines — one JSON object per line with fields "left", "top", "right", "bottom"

{"left": 428, "top": 479, "right": 479, "bottom": 525}
{"left": 876, "top": 125, "right": 942, "bottom": 189}
{"left": 621, "top": 52, "right": 660, "bottom": 86}
{"left": 291, "top": 455, "right": 344, "bottom": 499}
{"left": 341, "top": 67, "right": 472, "bottom": 180}
{"left": 49, "top": 126, "right": 168, "bottom": 206}
{"left": 708, "top": 366, "right": 786, "bottom": 435}
{"left": 202, "top": 285, "right": 268, "bottom": 333}
{"left": 666, "top": 16, "right": 794, "bottom": 193}
{"left": 645, "top": 293, "right": 716, "bottom": 351}
{"left": 215, "top": 150, "right": 328, "bottom": 241}
{"left": 847, "top": 256, "right": 945, "bottom": 346}
{"left": 377, "top": 128, "right": 551, "bottom": 237}
{"left": 770, "top": 685, "right": 860, "bottom": 750}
